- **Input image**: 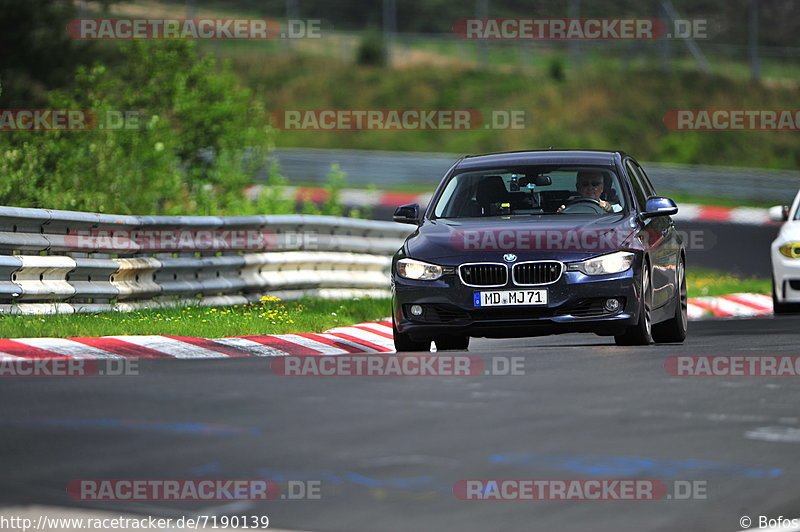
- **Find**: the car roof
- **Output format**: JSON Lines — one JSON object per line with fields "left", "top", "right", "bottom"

{"left": 455, "top": 149, "right": 628, "bottom": 170}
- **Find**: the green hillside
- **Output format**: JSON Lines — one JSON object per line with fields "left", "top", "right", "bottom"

{"left": 242, "top": 54, "right": 799, "bottom": 169}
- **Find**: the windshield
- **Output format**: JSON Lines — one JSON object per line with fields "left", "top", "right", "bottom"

{"left": 432, "top": 165, "right": 627, "bottom": 218}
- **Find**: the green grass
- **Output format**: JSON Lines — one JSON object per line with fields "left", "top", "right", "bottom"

{"left": 0, "top": 297, "right": 391, "bottom": 340}
{"left": 390, "top": 32, "right": 800, "bottom": 81}
{"left": 89, "top": 2, "right": 800, "bottom": 181}
{"left": 237, "top": 54, "right": 800, "bottom": 171}
{"left": 662, "top": 192, "right": 777, "bottom": 209}
{"left": 686, "top": 268, "right": 770, "bottom": 298}
{"left": 0, "top": 269, "right": 774, "bottom": 339}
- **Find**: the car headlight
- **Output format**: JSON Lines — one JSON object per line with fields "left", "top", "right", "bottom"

{"left": 568, "top": 251, "right": 635, "bottom": 275}
{"left": 779, "top": 242, "right": 800, "bottom": 259}
{"left": 397, "top": 258, "right": 443, "bottom": 280}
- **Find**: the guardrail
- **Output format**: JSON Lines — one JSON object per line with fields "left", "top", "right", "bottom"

{"left": 269, "top": 148, "right": 800, "bottom": 203}
{"left": 0, "top": 207, "right": 414, "bottom": 315}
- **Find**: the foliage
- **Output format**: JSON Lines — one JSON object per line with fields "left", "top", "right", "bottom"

{"left": 356, "top": 30, "right": 387, "bottom": 67}
{"left": 0, "top": 41, "right": 276, "bottom": 215}
{"left": 243, "top": 55, "right": 800, "bottom": 169}
{"left": 174, "top": 0, "right": 799, "bottom": 47}
{"left": 548, "top": 57, "right": 565, "bottom": 82}
{"left": 0, "top": 0, "right": 87, "bottom": 104}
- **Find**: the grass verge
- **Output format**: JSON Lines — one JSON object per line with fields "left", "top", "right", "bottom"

{"left": 0, "top": 269, "right": 772, "bottom": 339}
{"left": 662, "top": 192, "right": 777, "bottom": 209}
{"left": 245, "top": 55, "right": 800, "bottom": 170}
{"left": 0, "top": 297, "right": 391, "bottom": 340}
{"left": 687, "top": 268, "right": 770, "bottom": 298}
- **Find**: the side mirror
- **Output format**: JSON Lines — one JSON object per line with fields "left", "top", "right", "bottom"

{"left": 393, "top": 203, "right": 420, "bottom": 225}
{"left": 768, "top": 205, "right": 790, "bottom": 222}
{"left": 641, "top": 196, "right": 678, "bottom": 219}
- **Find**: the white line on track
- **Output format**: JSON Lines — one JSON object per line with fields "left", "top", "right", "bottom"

{"left": 314, "top": 333, "right": 383, "bottom": 352}
{"left": 107, "top": 336, "right": 231, "bottom": 358}
{"left": 209, "top": 337, "right": 291, "bottom": 357}
{"left": 722, "top": 292, "right": 773, "bottom": 310}
{"left": 324, "top": 326, "right": 394, "bottom": 348}
{"left": 275, "top": 334, "right": 348, "bottom": 354}
{"left": 9, "top": 338, "right": 125, "bottom": 359}
{"left": 690, "top": 296, "right": 763, "bottom": 317}
{"left": 353, "top": 322, "right": 393, "bottom": 335}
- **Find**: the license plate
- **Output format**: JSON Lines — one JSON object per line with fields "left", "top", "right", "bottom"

{"left": 474, "top": 289, "right": 548, "bottom": 307}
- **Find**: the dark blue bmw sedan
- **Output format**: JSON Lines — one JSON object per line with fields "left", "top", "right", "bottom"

{"left": 391, "top": 150, "right": 687, "bottom": 351}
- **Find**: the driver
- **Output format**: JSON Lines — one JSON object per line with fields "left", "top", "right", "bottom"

{"left": 558, "top": 170, "right": 622, "bottom": 213}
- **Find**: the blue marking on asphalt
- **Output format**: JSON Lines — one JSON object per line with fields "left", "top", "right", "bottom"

{"left": 191, "top": 462, "right": 222, "bottom": 475}
{"left": 344, "top": 472, "right": 434, "bottom": 488}
{"left": 489, "top": 453, "right": 782, "bottom": 478}
{"left": 0, "top": 417, "right": 259, "bottom": 435}
{"left": 257, "top": 468, "right": 348, "bottom": 485}
{"left": 256, "top": 468, "right": 437, "bottom": 490}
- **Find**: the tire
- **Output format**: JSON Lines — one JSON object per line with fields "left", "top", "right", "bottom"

{"left": 652, "top": 258, "right": 688, "bottom": 343}
{"left": 772, "top": 278, "right": 800, "bottom": 314}
{"left": 434, "top": 335, "right": 470, "bottom": 351}
{"left": 615, "top": 264, "right": 654, "bottom": 346}
{"left": 392, "top": 317, "right": 430, "bottom": 352}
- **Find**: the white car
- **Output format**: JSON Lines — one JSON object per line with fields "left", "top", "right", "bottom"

{"left": 769, "top": 190, "right": 800, "bottom": 313}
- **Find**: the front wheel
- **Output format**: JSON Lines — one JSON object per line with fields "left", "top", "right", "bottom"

{"left": 393, "top": 317, "right": 431, "bottom": 352}
{"left": 772, "top": 278, "right": 800, "bottom": 314}
{"left": 652, "top": 259, "right": 688, "bottom": 343}
{"left": 615, "top": 265, "right": 654, "bottom": 346}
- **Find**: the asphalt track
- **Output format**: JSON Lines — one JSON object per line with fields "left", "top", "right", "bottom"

{"left": 679, "top": 220, "right": 779, "bottom": 278}
{"left": 1, "top": 316, "right": 799, "bottom": 531}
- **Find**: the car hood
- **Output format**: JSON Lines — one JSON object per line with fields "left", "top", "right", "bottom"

{"left": 775, "top": 220, "right": 800, "bottom": 243}
{"left": 405, "top": 215, "right": 641, "bottom": 264}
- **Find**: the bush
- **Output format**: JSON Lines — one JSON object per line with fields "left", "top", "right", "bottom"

{"left": 356, "top": 31, "right": 387, "bottom": 67}
{"left": 548, "top": 56, "right": 565, "bottom": 82}
{"left": 0, "top": 41, "right": 275, "bottom": 215}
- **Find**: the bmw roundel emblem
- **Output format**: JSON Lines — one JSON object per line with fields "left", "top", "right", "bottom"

{"left": 503, "top": 253, "right": 517, "bottom": 263}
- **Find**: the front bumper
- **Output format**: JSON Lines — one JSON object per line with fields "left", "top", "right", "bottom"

{"left": 771, "top": 248, "right": 800, "bottom": 303}
{"left": 393, "top": 266, "right": 640, "bottom": 341}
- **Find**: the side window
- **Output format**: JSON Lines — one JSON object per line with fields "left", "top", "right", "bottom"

{"left": 632, "top": 161, "right": 657, "bottom": 197}
{"left": 433, "top": 176, "right": 460, "bottom": 218}
{"left": 624, "top": 160, "right": 647, "bottom": 210}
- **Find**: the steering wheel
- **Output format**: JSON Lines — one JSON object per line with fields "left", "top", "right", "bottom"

{"left": 560, "top": 197, "right": 607, "bottom": 214}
